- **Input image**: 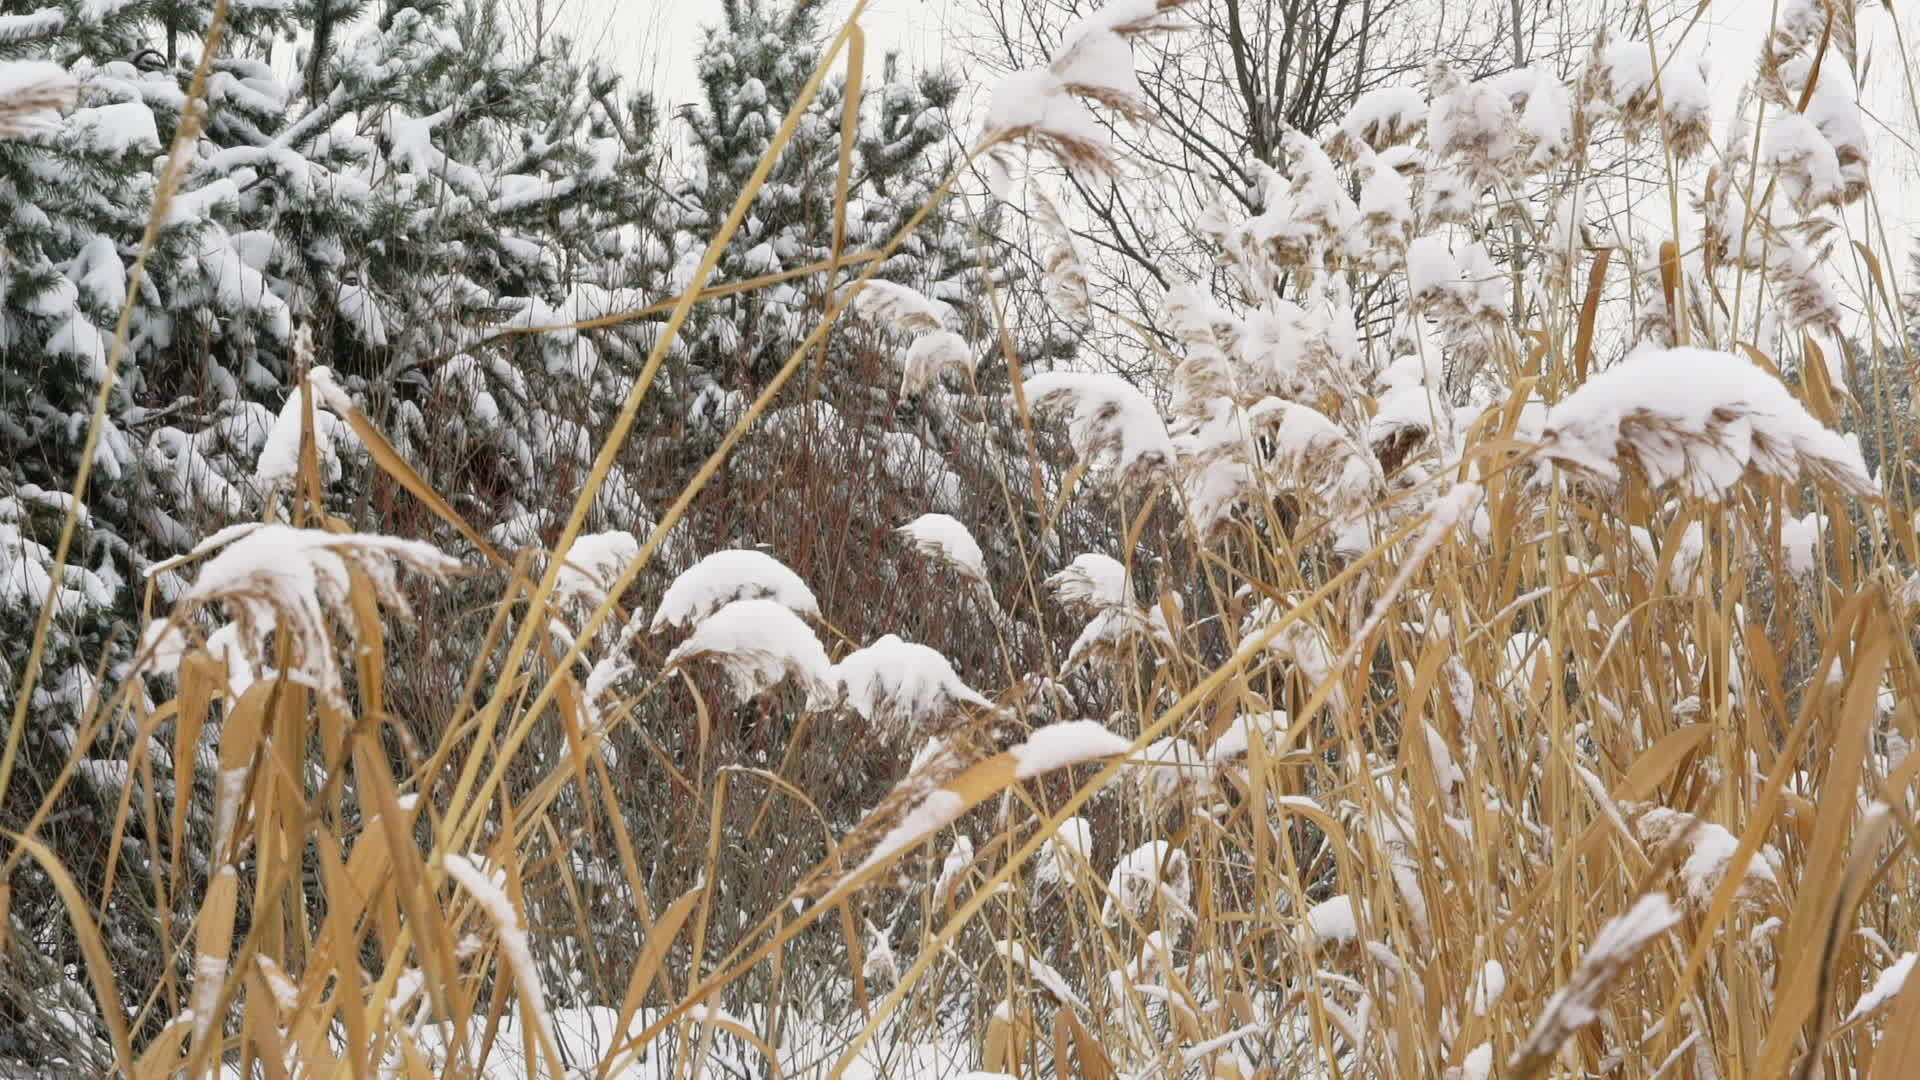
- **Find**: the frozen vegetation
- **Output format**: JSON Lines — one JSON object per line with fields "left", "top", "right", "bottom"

{"left": 3, "top": 0, "right": 1920, "bottom": 1077}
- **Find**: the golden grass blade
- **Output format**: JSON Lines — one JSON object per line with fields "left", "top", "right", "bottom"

{"left": 329, "top": 400, "right": 506, "bottom": 569}
{"left": 1755, "top": 629, "right": 1889, "bottom": 1075}
{"left": 457, "top": 247, "right": 883, "bottom": 352}
{"left": 184, "top": 864, "right": 241, "bottom": 1072}
{"left": 1852, "top": 239, "right": 1896, "bottom": 312}
{"left": 1800, "top": 333, "right": 1840, "bottom": 423}
{"left": 442, "top": 851, "right": 568, "bottom": 1077}
{"left": 1617, "top": 724, "right": 1711, "bottom": 802}
{"left": 1658, "top": 239, "right": 1682, "bottom": 343}
{"left": 601, "top": 887, "right": 703, "bottom": 1078}
{"left": 982, "top": 1005, "right": 1019, "bottom": 1073}
{"left": 1061, "top": 1007, "right": 1116, "bottom": 1080}
{"left": 355, "top": 740, "right": 462, "bottom": 1026}
{"left": 1788, "top": 807, "right": 1899, "bottom": 1080}
{"left": 1573, "top": 247, "right": 1610, "bottom": 384}
{"left": 830, "top": 25, "right": 863, "bottom": 290}
{"left": 242, "top": 969, "right": 293, "bottom": 1080}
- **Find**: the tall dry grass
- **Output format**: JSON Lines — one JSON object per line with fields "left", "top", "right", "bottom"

{"left": 6, "top": 0, "right": 1920, "bottom": 1077}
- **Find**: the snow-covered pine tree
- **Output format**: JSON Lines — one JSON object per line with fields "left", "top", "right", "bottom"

{"left": 1, "top": 2, "right": 661, "bottom": 1059}
{"left": 1, "top": 0, "right": 661, "bottom": 723}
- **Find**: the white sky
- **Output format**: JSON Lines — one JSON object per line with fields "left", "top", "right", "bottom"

{"left": 557, "top": 0, "right": 1918, "bottom": 336}
{"left": 558, "top": 0, "right": 955, "bottom": 109}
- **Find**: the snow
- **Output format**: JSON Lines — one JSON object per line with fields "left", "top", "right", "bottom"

{"left": 936, "top": 834, "right": 974, "bottom": 898}
{"left": 1025, "top": 372, "right": 1175, "bottom": 487}
{"left": 1520, "top": 893, "right": 1680, "bottom": 1056}
{"left": 1355, "top": 150, "right": 1413, "bottom": 243}
{"left": 1407, "top": 236, "right": 1459, "bottom": 304}
{"left": 252, "top": 381, "right": 336, "bottom": 497}
{"left": 1102, "top": 840, "right": 1190, "bottom": 926}
{"left": 306, "top": 365, "right": 357, "bottom": 417}
{"left": 135, "top": 617, "right": 191, "bottom": 679}
{"left": 1259, "top": 130, "right": 1359, "bottom": 260}
{"left": 1461, "top": 1042, "right": 1493, "bottom": 1080}
{"left": 1538, "top": 347, "right": 1875, "bottom": 498}
{"left": 900, "top": 330, "right": 974, "bottom": 396}
{"left": 1333, "top": 85, "right": 1426, "bottom": 153}
{"left": 1656, "top": 816, "right": 1778, "bottom": 903}
{"left": 554, "top": 531, "right": 640, "bottom": 608}
{"left": 1011, "top": 719, "right": 1131, "bottom": 779}
{"left": 1053, "top": 29, "right": 1145, "bottom": 104}
{"left": 1426, "top": 70, "right": 1518, "bottom": 171}
{"left": 1246, "top": 399, "right": 1377, "bottom": 517}
{"left": 1065, "top": 594, "right": 1177, "bottom": 670}
{"left": 880, "top": 432, "right": 966, "bottom": 514}
{"left": 857, "top": 790, "right": 968, "bottom": 876}
{"left": 199, "top": 233, "right": 293, "bottom": 342}
{"left": 982, "top": 68, "right": 1107, "bottom": 154}
{"left": 68, "top": 101, "right": 159, "bottom": 154}
{"left": 831, "top": 634, "right": 990, "bottom": 733}
{"left": 68, "top": 234, "right": 126, "bottom": 313}
{"left": 1306, "top": 895, "right": 1359, "bottom": 946}
{"left": 1518, "top": 68, "right": 1571, "bottom": 166}
{"left": 181, "top": 526, "right": 460, "bottom": 700}
{"left": 0, "top": 60, "right": 77, "bottom": 136}
{"left": 1472, "top": 960, "right": 1507, "bottom": 1015}
{"left": 1766, "top": 112, "right": 1843, "bottom": 207}
{"left": 1061, "top": 0, "right": 1186, "bottom": 45}
{"left": 995, "top": 939, "right": 1089, "bottom": 1013}
{"left": 1030, "top": 816, "right": 1094, "bottom": 893}
{"left": 763, "top": 400, "right": 850, "bottom": 445}
{"left": 442, "top": 855, "right": 559, "bottom": 1071}
{"left": 663, "top": 598, "right": 833, "bottom": 707}
{"left": 1780, "top": 511, "right": 1826, "bottom": 576}
{"left": 1805, "top": 76, "right": 1870, "bottom": 198}
{"left": 335, "top": 282, "right": 389, "bottom": 346}
{"left": 896, "top": 513, "right": 987, "bottom": 583}
{"left": 1128, "top": 736, "right": 1212, "bottom": 804}
{"left": 651, "top": 549, "right": 819, "bottom": 631}
{"left": 1045, "top": 553, "right": 1130, "bottom": 613}
{"left": 1658, "top": 54, "right": 1713, "bottom": 133}
{"left": 1208, "top": 711, "right": 1288, "bottom": 761}
{"left": 1601, "top": 42, "right": 1656, "bottom": 104}
{"left": 862, "top": 922, "right": 899, "bottom": 988}
{"left": 850, "top": 279, "right": 952, "bottom": 332}
{"left": 1846, "top": 951, "right": 1917, "bottom": 1022}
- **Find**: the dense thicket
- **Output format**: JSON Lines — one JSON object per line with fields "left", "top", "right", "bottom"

{"left": 0, "top": 0, "right": 1062, "bottom": 1062}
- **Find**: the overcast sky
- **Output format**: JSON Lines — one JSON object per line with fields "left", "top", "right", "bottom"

{"left": 564, "top": 0, "right": 955, "bottom": 109}
{"left": 564, "top": 0, "right": 1918, "bottom": 333}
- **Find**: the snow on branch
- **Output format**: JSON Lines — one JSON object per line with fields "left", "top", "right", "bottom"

{"left": 900, "top": 331, "right": 974, "bottom": 397}
{"left": 831, "top": 634, "right": 990, "bottom": 737}
{"left": 1045, "top": 553, "right": 1131, "bottom": 614}
{"left": 1510, "top": 894, "right": 1680, "bottom": 1073}
{"left": 849, "top": 279, "right": 952, "bottom": 333}
{"left": 977, "top": 1, "right": 1196, "bottom": 185}
{"left": 662, "top": 598, "right": 834, "bottom": 708}
{"left": 651, "top": 549, "right": 820, "bottom": 632}
{"left": 155, "top": 526, "right": 463, "bottom": 704}
{"left": 1536, "top": 347, "right": 1875, "bottom": 499}
{"left": 0, "top": 60, "right": 76, "bottom": 137}
{"left": 896, "top": 514, "right": 988, "bottom": 584}
{"left": 1025, "top": 372, "right": 1175, "bottom": 490}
